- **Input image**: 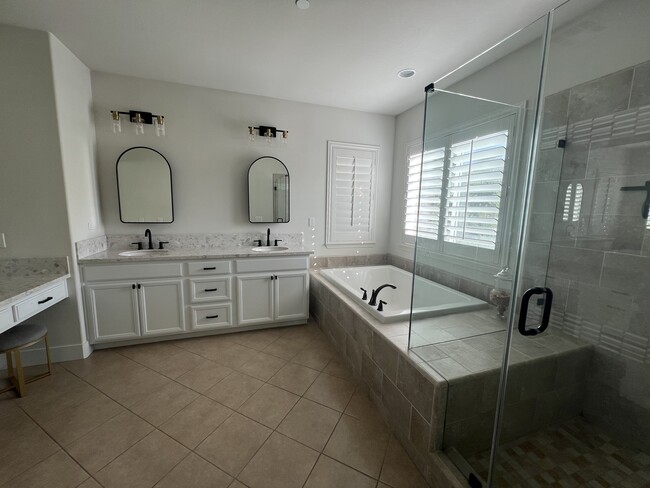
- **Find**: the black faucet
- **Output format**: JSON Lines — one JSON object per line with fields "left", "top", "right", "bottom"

{"left": 266, "top": 228, "right": 271, "bottom": 246}
{"left": 144, "top": 229, "right": 153, "bottom": 250}
{"left": 368, "top": 283, "right": 397, "bottom": 306}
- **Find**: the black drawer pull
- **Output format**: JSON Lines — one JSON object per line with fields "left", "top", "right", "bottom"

{"left": 203, "top": 267, "right": 216, "bottom": 270}
{"left": 206, "top": 314, "right": 219, "bottom": 319}
{"left": 204, "top": 288, "right": 218, "bottom": 292}
{"left": 38, "top": 296, "right": 53, "bottom": 305}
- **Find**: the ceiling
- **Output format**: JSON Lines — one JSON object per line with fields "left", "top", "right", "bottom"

{"left": 0, "top": 0, "right": 565, "bottom": 115}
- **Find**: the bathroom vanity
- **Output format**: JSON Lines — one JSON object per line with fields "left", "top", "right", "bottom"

{"left": 79, "top": 249, "right": 311, "bottom": 346}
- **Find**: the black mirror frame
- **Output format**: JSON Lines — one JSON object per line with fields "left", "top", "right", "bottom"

{"left": 247, "top": 156, "right": 290, "bottom": 224}
{"left": 116, "top": 146, "right": 175, "bottom": 224}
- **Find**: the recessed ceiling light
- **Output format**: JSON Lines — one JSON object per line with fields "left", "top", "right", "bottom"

{"left": 397, "top": 68, "right": 416, "bottom": 79}
{"left": 296, "top": 0, "right": 310, "bottom": 9}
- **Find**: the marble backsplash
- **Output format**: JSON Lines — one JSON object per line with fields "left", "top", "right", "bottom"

{"left": 0, "top": 257, "right": 69, "bottom": 277}
{"left": 75, "top": 235, "right": 108, "bottom": 259}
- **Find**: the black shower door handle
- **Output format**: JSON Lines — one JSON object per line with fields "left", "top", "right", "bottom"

{"left": 518, "top": 287, "right": 553, "bottom": 336}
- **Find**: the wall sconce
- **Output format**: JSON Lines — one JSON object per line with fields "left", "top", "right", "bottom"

{"left": 111, "top": 110, "right": 166, "bottom": 136}
{"left": 248, "top": 125, "right": 288, "bottom": 144}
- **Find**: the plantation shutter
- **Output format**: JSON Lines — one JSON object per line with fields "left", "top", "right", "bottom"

{"left": 444, "top": 130, "right": 508, "bottom": 250}
{"left": 326, "top": 142, "right": 379, "bottom": 246}
{"left": 404, "top": 142, "right": 444, "bottom": 241}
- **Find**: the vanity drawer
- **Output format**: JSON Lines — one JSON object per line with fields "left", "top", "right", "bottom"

{"left": 235, "top": 257, "right": 308, "bottom": 273}
{"left": 0, "top": 307, "right": 15, "bottom": 333}
{"left": 187, "top": 260, "right": 232, "bottom": 276}
{"left": 14, "top": 281, "right": 68, "bottom": 322}
{"left": 189, "top": 277, "right": 231, "bottom": 303}
{"left": 83, "top": 263, "right": 183, "bottom": 282}
{"left": 190, "top": 303, "right": 232, "bottom": 330}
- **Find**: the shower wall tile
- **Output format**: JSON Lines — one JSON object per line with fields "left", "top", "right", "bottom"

{"left": 541, "top": 89, "right": 570, "bottom": 131}
{"left": 532, "top": 182, "right": 560, "bottom": 213}
{"left": 586, "top": 143, "right": 650, "bottom": 179}
{"left": 535, "top": 147, "right": 564, "bottom": 182}
{"left": 629, "top": 60, "right": 650, "bottom": 108}
{"left": 565, "top": 280, "right": 638, "bottom": 330}
{"left": 567, "top": 68, "right": 633, "bottom": 122}
{"left": 547, "top": 245, "right": 604, "bottom": 283}
{"left": 561, "top": 142, "right": 589, "bottom": 180}
{"left": 600, "top": 252, "right": 650, "bottom": 295}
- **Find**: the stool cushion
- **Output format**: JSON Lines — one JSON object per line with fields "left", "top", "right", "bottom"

{"left": 0, "top": 324, "right": 48, "bottom": 353}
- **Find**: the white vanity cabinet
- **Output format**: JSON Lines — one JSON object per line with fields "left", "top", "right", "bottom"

{"left": 83, "top": 262, "right": 185, "bottom": 343}
{"left": 235, "top": 257, "right": 309, "bottom": 326}
{"left": 187, "top": 260, "right": 234, "bottom": 331}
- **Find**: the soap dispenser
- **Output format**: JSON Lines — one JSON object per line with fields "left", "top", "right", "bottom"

{"left": 489, "top": 267, "right": 512, "bottom": 319}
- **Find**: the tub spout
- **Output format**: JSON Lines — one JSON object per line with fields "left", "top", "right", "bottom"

{"left": 368, "top": 283, "right": 396, "bottom": 306}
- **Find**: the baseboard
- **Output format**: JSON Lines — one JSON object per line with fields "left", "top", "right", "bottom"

{"left": 0, "top": 342, "right": 88, "bottom": 369}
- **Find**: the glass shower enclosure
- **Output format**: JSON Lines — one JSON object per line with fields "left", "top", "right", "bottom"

{"left": 408, "top": 1, "right": 650, "bottom": 486}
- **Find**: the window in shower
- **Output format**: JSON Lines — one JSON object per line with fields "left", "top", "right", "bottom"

{"left": 403, "top": 112, "right": 518, "bottom": 266}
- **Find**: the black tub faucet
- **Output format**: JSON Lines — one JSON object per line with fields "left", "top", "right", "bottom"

{"left": 144, "top": 229, "right": 153, "bottom": 250}
{"left": 266, "top": 228, "right": 271, "bottom": 246}
{"left": 368, "top": 283, "right": 396, "bottom": 306}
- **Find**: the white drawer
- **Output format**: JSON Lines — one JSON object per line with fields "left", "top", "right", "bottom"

{"left": 190, "top": 304, "right": 232, "bottom": 330}
{"left": 235, "top": 256, "right": 308, "bottom": 273}
{"left": 83, "top": 263, "right": 183, "bottom": 282}
{"left": 0, "top": 307, "right": 15, "bottom": 333}
{"left": 14, "top": 281, "right": 68, "bottom": 322}
{"left": 189, "top": 277, "right": 231, "bottom": 303}
{"left": 187, "top": 260, "right": 232, "bottom": 276}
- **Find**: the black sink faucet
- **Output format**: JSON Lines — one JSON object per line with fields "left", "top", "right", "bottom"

{"left": 368, "top": 283, "right": 397, "bottom": 306}
{"left": 144, "top": 229, "right": 153, "bottom": 250}
{"left": 266, "top": 228, "right": 271, "bottom": 246}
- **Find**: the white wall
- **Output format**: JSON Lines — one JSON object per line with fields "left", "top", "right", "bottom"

{"left": 91, "top": 72, "right": 395, "bottom": 256}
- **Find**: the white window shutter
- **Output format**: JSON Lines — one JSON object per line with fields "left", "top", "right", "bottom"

{"left": 326, "top": 142, "right": 379, "bottom": 247}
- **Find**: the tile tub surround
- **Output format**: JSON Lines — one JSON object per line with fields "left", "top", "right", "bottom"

{"left": 310, "top": 270, "right": 592, "bottom": 486}
{"left": 533, "top": 59, "right": 650, "bottom": 450}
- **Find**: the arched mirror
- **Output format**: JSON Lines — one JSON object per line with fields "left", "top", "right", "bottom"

{"left": 116, "top": 146, "right": 174, "bottom": 223}
{"left": 248, "top": 156, "right": 290, "bottom": 223}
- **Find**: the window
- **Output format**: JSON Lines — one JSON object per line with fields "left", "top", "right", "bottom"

{"left": 403, "top": 113, "right": 517, "bottom": 265}
{"left": 326, "top": 141, "right": 379, "bottom": 247}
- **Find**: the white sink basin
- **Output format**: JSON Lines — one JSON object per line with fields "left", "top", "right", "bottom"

{"left": 119, "top": 249, "right": 170, "bottom": 257}
{"left": 251, "top": 246, "right": 289, "bottom": 253}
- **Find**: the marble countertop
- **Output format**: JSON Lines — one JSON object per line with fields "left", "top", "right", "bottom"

{"left": 0, "top": 272, "right": 70, "bottom": 309}
{"left": 79, "top": 246, "right": 314, "bottom": 264}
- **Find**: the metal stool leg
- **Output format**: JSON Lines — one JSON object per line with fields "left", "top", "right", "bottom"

{"left": 44, "top": 334, "right": 52, "bottom": 376}
{"left": 13, "top": 349, "right": 26, "bottom": 397}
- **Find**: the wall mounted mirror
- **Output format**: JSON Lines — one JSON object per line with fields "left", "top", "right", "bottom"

{"left": 248, "top": 156, "right": 290, "bottom": 223}
{"left": 116, "top": 146, "right": 174, "bottom": 223}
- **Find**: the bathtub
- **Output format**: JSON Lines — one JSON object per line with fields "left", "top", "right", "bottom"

{"left": 320, "top": 265, "right": 487, "bottom": 323}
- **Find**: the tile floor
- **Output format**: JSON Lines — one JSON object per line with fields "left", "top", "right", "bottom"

{"left": 465, "top": 417, "right": 650, "bottom": 487}
{"left": 0, "top": 321, "right": 429, "bottom": 488}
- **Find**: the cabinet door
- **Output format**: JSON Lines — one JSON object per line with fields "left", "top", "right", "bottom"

{"left": 236, "top": 274, "right": 274, "bottom": 325}
{"left": 86, "top": 282, "right": 140, "bottom": 343}
{"left": 139, "top": 279, "right": 186, "bottom": 336}
{"left": 275, "top": 271, "right": 309, "bottom": 321}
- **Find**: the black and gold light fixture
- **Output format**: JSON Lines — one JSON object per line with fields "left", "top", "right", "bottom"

{"left": 111, "top": 110, "right": 166, "bottom": 136}
{"left": 248, "top": 125, "right": 288, "bottom": 144}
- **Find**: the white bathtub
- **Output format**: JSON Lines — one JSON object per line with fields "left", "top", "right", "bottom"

{"left": 320, "top": 265, "right": 487, "bottom": 323}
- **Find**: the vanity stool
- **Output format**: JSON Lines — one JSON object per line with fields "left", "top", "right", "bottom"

{"left": 0, "top": 323, "right": 52, "bottom": 397}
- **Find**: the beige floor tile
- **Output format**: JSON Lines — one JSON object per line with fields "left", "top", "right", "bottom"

{"left": 4, "top": 450, "right": 89, "bottom": 488}
{"left": 130, "top": 381, "right": 199, "bottom": 426}
{"left": 236, "top": 352, "right": 287, "bottom": 381}
{"left": 195, "top": 413, "right": 271, "bottom": 476}
{"left": 212, "top": 343, "right": 258, "bottom": 369}
{"left": 95, "top": 430, "right": 188, "bottom": 488}
{"left": 291, "top": 345, "right": 335, "bottom": 371}
{"left": 304, "top": 373, "right": 356, "bottom": 411}
{"left": 262, "top": 337, "right": 303, "bottom": 360}
{"left": 323, "top": 356, "right": 353, "bottom": 379}
{"left": 379, "top": 437, "right": 429, "bottom": 488}
{"left": 154, "top": 452, "right": 232, "bottom": 488}
{"left": 303, "top": 455, "right": 376, "bottom": 488}
{"left": 174, "top": 335, "right": 234, "bottom": 361}
{"left": 77, "top": 478, "right": 102, "bottom": 487}
{"left": 279, "top": 324, "right": 323, "bottom": 346}
{"left": 142, "top": 347, "right": 207, "bottom": 380}
{"left": 239, "top": 432, "right": 318, "bottom": 488}
{"left": 268, "top": 362, "right": 320, "bottom": 395}
{"left": 206, "top": 372, "right": 264, "bottom": 409}
{"left": 40, "top": 393, "right": 124, "bottom": 446}
{"left": 66, "top": 411, "right": 153, "bottom": 474}
{"left": 344, "top": 391, "right": 386, "bottom": 426}
{"left": 89, "top": 366, "right": 171, "bottom": 407}
{"left": 61, "top": 350, "right": 136, "bottom": 379}
{"left": 324, "top": 414, "right": 390, "bottom": 478}
{"left": 228, "top": 481, "right": 248, "bottom": 488}
{"left": 238, "top": 384, "right": 299, "bottom": 429}
{"left": 175, "top": 360, "right": 232, "bottom": 393}
{"left": 229, "top": 330, "right": 281, "bottom": 351}
{"left": 0, "top": 410, "right": 60, "bottom": 484}
{"left": 277, "top": 398, "right": 341, "bottom": 451}
{"left": 160, "top": 396, "right": 233, "bottom": 449}
{"left": 0, "top": 392, "right": 19, "bottom": 418}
